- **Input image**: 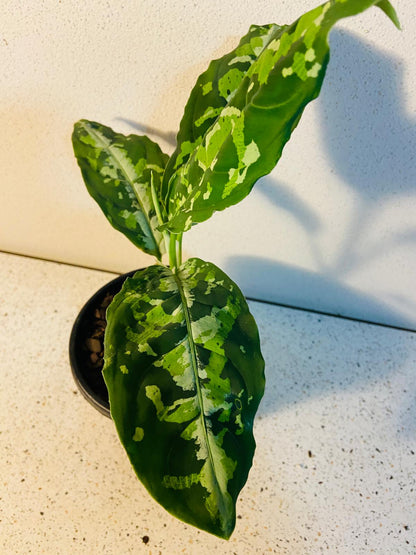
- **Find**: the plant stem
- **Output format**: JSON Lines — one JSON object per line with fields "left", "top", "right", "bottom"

{"left": 176, "top": 233, "right": 183, "bottom": 267}
{"left": 169, "top": 233, "right": 178, "bottom": 270}
{"left": 150, "top": 174, "right": 183, "bottom": 271}
{"left": 150, "top": 173, "right": 171, "bottom": 263}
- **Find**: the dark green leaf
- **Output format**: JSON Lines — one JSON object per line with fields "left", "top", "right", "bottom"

{"left": 72, "top": 120, "right": 168, "bottom": 259}
{"left": 162, "top": 0, "right": 399, "bottom": 232}
{"left": 103, "top": 259, "right": 265, "bottom": 538}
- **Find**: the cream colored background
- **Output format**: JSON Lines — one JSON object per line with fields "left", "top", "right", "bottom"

{"left": 1, "top": 1, "right": 415, "bottom": 328}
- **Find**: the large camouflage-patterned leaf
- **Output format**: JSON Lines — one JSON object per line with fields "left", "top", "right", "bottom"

{"left": 162, "top": 0, "right": 399, "bottom": 232}
{"left": 103, "top": 259, "right": 265, "bottom": 538}
{"left": 72, "top": 120, "right": 168, "bottom": 259}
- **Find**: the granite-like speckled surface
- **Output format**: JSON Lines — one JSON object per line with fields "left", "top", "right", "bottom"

{"left": 1, "top": 252, "right": 415, "bottom": 554}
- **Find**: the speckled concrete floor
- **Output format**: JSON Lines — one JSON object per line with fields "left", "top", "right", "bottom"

{"left": 1, "top": 252, "right": 415, "bottom": 554}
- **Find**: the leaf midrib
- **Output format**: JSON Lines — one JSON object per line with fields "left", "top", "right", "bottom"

{"left": 165, "top": 26, "right": 283, "bottom": 214}
{"left": 173, "top": 269, "right": 224, "bottom": 504}
{"left": 83, "top": 122, "right": 160, "bottom": 256}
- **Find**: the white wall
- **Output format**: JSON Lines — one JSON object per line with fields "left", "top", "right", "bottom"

{"left": 1, "top": 1, "right": 415, "bottom": 329}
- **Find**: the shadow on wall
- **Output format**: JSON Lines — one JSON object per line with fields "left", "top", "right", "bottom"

{"left": 228, "top": 29, "right": 416, "bottom": 329}
{"left": 317, "top": 29, "right": 416, "bottom": 278}
{"left": 116, "top": 118, "right": 177, "bottom": 150}
{"left": 228, "top": 255, "right": 416, "bottom": 331}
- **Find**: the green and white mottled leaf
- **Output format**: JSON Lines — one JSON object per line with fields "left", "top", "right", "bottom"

{"left": 72, "top": 120, "right": 168, "bottom": 259}
{"left": 162, "top": 0, "right": 399, "bottom": 232}
{"left": 103, "top": 259, "right": 265, "bottom": 538}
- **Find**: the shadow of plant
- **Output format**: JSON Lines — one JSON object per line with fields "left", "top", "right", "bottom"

{"left": 227, "top": 255, "right": 416, "bottom": 329}
{"left": 234, "top": 29, "right": 416, "bottom": 328}
{"left": 317, "top": 29, "right": 416, "bottom": 278}
{"left": 116, "top": 118, "right": 177, "bottom": 148}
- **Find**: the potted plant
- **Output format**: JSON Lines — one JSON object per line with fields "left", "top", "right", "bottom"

{"left": 71, "top": 0, "right": 399, "bottom": 540}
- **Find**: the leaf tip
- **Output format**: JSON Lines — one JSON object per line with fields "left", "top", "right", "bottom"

{"left": 376, "top": 0, "right": 401, "bottom": 30}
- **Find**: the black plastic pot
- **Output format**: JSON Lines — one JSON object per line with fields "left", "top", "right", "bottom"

{"left": 69, "top": 270, "right": 137, "bottom": 417}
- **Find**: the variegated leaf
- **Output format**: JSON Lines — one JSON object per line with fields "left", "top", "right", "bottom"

{"left": 72, "top": 120, "right": 168, "bottom": 259}
{"left": 162, "top": 0, "right": 399, "bottom": 232}
{"left": 103, "top": 259, "right": 265, "bottom": 538}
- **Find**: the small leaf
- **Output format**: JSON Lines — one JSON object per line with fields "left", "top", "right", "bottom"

{"left": 72, "top": 120, "right": 168, "bottom": 259}
{"left": 162, "top": 0, "right": 399, "bottom": 232}
{"left": 103, "top": 259, "right": 265, "bottom": 538}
